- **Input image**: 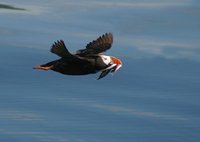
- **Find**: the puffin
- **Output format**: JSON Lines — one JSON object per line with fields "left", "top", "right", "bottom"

{"left": 33, "top": 33, "right": 122, "bottom": 80}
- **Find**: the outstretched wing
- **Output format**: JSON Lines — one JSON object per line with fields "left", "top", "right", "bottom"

{"left": 50, "top": 40, "right": 73, "bottom": 58}
{"left": 76, "top": 33, "right": 113, "bottom": 56}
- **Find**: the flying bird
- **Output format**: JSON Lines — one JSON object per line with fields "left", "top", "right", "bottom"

{"left": 33, "top": 33, "right": 122, "bottom": 80}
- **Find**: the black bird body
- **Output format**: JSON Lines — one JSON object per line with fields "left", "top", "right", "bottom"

{"left": 42, "top": 56, "right": 108, "bottom": 75}
{"left": 34, "top": 33, "right": 122, "bottom": 79}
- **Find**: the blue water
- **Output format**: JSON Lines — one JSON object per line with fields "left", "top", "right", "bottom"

{"left": 0, "top": 1, "right": 200, "bottom": 142}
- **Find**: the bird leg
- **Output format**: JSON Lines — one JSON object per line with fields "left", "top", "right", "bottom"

{"left": 33, "top": 65, "right": 53, "bottom": 70}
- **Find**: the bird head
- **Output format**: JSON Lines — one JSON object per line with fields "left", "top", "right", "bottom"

{"left": 98, "top": 55, "right": 122, "bottom": 80}
{"left": 110, "top": 56, "right": 123, "bottom": 73}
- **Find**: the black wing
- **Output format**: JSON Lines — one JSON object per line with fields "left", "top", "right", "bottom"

{"left": 76, "top": 33, "right": 113, "bottom": 56}
{"left": 50, "top": 40, "right": 73, "bottom": 58}
{"left": 97, "top": 69, "right": 112, "bottom": 80}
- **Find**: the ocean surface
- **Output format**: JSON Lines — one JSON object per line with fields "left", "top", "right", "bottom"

{"left": 0, "top": 0, "right": 200, "bottom": 142}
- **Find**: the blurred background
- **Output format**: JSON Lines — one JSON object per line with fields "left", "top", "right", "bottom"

{"left": 0, "top": 0, "right": 200, "bottom": 142}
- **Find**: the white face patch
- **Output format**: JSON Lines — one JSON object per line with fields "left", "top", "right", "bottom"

{"left": 100, "top": 55, "right": 112, "bottom": 65}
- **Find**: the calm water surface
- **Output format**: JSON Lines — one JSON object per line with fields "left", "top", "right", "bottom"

{"left": 0, "top": 0, "right": 200, "bottom": 142}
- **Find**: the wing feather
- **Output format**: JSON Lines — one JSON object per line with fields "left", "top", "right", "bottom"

{"left": 76, "top": 33, "right": 113, "bottom": 56}
{"left": 50, "top": 40, "right": 73, "bottom": 58}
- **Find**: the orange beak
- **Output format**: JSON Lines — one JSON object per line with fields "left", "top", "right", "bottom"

{"left": 111, "top": 56, "right": 123, "bottom": 65}
{"left": 110, "top": 56, "right": 122, "bottom": 73}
